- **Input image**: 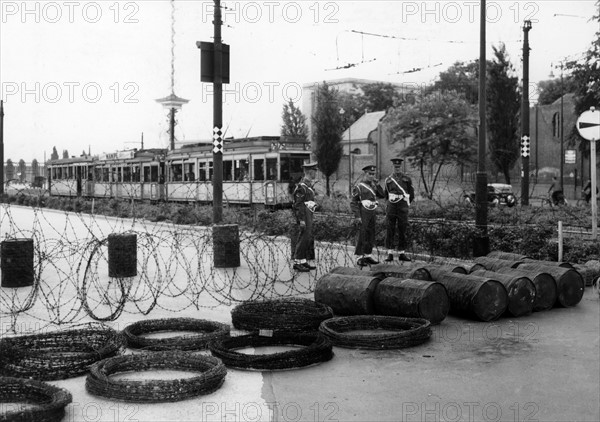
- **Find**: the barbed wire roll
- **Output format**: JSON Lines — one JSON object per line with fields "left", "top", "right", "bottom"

{"left": 0, "top": 376, "right": 73, "bottom": 422}
{"left": 231, "top": 298, "right": 333, "bottom": 333}
{"left": 108, "top": 233, "right": 137, "bottom": 278}
{"left": 85, "top": 352, "right": 227, "bottom": 403}
{"left": 0, "top": 324, "right": 125, "bottom": 380}
{"left": 1, "top": 238, "right": 34, "bottom": 288}
{"left": 122, "top": 318, "right": 230, "bottom": 351}
{"left": 209, "top": 332, "right": 333, "bottom": 370}
{"left": 319, "top": 315, "right": 432, "bottom": 349}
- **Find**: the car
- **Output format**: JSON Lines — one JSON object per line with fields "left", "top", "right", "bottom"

{"left": 464, "top": 183, "right": 517, "bottom": 207}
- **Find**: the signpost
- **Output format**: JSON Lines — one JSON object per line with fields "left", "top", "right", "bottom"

{"left": 576, "top": 107, "right": 600, "bottom": 239}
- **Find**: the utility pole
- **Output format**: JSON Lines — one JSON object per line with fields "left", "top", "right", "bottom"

{"left": 212, "top": 0, "right": 223, "bottom": 224}
{"left": 474, "top": 0, "right": 488, "bottom": 257}
{"left": 520, "top": 20, "right": 532, "bottom": 206}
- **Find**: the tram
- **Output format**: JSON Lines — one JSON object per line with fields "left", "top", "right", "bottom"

{"left": 46, "top": 136, "right": 310, "bottom": 207}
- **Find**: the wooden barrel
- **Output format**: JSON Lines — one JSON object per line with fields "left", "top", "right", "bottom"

{"left": 487, "top": 251, "right": 531, "bottom": 260}
{"left": 473, "top": 256, "right": 522, "bottom": 272}
{"left": 373, "top": 277, "right": 450, "bottom": 324}
{"left": 1, "top": 239, "right": 34, "bottom": 288}
{"left": 370, "top": 263, "right": 431, "bottom": 281}
{"left": 213, "top": 224, "right": 241, "bottom": 268}
{"left": 107, "top": 234, "right": 137, "bottom": 278}
{"left": 437, "top": 273, "right": 508, "bottom": 321}
{"left": 516, "top": 263, "right": 584, "bottom": 307}
{"left": 494, "top": 267, "right": 557, "bottom": 312}
{"left": 465, "top": 263, "right": 486, "bottom": 273}
{"left": 424, "top": 265, "right": 467, "bottom": 281}
{"left": 330, "top": 266, "right": 385, "bottom": 280}
{"left": 471, "top": 270, "right": 535, "bottom": 317}
{"left": 522, "top": 258, "right": 574, "bottom": 269}
{"left": 572, "top": 264, "right": 597, "bottom": 287}
{"left": 314, "top": 273, "right": 381, "bottom": 315}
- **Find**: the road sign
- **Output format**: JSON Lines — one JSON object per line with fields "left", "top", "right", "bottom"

{"left": 565, "top": 150, "right": 576, "bottom": 164}
{"left": 577, "top": 108, "right": 600, "bottom": 141}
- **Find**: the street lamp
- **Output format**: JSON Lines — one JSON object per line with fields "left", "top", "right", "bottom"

{"left": 339, "top": 108, "right": 352, "bottom": 196}
{"left": 549, "top": 61, "right": 565, "bottom": 191}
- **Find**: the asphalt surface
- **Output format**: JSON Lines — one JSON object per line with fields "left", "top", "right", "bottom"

{"left": 0, "top": 205, "right": 599, "bottom": 422}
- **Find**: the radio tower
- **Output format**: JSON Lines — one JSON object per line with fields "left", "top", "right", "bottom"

{"left": 156, "top": 0, "right": 189, "bottom": 150}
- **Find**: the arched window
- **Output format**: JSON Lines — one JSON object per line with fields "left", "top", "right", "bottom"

{"left": 552, "top": 112, "right": 561, "bottom": 138}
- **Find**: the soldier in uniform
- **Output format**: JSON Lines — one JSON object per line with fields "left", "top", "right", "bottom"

{"left": 292, "top": 162, "right": 319, "bottom": 272}
{"left": 351, "top": 164, "right": 385, "bottom": 267}
{"left": 384, "top": 157, "right": 414, "bottom": 262}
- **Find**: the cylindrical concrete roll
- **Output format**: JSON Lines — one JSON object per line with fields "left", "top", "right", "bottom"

{"left": 515, "top": 263, "right": 584, "bottom": 307}
{"left": 373, "top": 277, "right": 450, "bottom": 324}
{"left": 424, "top": 264, "right": 468, "bottom": 281}
{"left": 330, "top": 266, "right": 386, "bottom": 280}
{"left": 471, "top": 269, "right": 535, "bottom": 317}
{"left": 108, "top": 234, "right": 137, "bottom": 278}
{"left": 473, "top": 256, "right": 523, "bottom": 272}
{"left": 1, "top": 238, "right": 34, "bottom": 288}
{"left": 487, "top": 251, "right": 531, "bottom": 260}
{"left": 437, "top": 273, "right": 508, "bottom": 322}
{"left": 521, "top": 258, "right": 574, "bottom": 269}
{"left": 370, "top": 263, "right": 431, "bottom": 281}
{"left": 494, "top": 267, "right": 557, "bottom": 312}
{"left": 314, "top": 273, "right": 382, "bottom": 315}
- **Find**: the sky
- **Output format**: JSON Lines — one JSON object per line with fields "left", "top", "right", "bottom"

{"left": 0, "top": 0, "right": 598, "bottom": 162}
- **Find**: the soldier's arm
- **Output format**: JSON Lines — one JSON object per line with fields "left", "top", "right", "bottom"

{"left": 350, "top": 185, "right": 361, "bottom": 218}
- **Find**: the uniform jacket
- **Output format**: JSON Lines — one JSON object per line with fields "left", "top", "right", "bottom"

{"left": 385, "top": 173, "right": 414, "bottom": 212}
{"left": 292, "top": 178, "right": 317, "bottom": 223}
{"left": 350, "top": 181, "right": 385, "bottom": 218}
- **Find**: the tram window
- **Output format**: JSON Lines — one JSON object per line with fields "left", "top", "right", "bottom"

{"left": 209, "top": 162, "right": 213, "bottom": 181}
{"left": 95, "top": 167, "right": 102, "bottom": 182}
{"left": 123, "top": 166, "right": 131, "bottom": 182}
{"left": 184, "top": 163, "right": 195, "bottom": 181}
{"left": 280, "top": 157, "right": 290, "bottom": 181}
{"left": 151, "top": 166, "right": 159, "bottom": 182}
{"left": 236, "top": 160, "right": 249, "bottom": 181}
{"left": 87, "top": 167, "right": 94, "bottom": 181}
{"left": 288, "top": 156, "right": 305, "bottom": 181}
{"left": 266, "top": 158, "right": 277, "bottom": 180}
{"left": 143, "top": 167, "right": 150, "bottom": 182}
{"left": 68, "top": 166, "right": 73, "bottom": 179}
{"left": 131, "top": 166, "right": 140, "bottom": 182}
{"left": 198, "top": 162, "right": 207, "bottom": 181}
{"left": 223, "top": 160, "right": 233, "bottom": 181}
{"left": 253, "top": 159, "right": 264, "bottom": 180}
{"left": 171, "top": 163, "right": 183, "bottom": 181}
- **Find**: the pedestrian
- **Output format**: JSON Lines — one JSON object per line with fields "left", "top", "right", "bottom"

{"left": 351, "top": 164, "right": 385, "bottom": 267}
{"left": 583, "top": 179, "right": 592, "bottom": 204}
{"left": 292, "top": 162, "right": 319, "bottom": 272}
{"left": 384, "top": 157, "right": 414, "bottom": 262}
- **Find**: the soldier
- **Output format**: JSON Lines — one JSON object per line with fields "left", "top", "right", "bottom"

{"left": 292, "top": 162, "right": 319, "bottom": 272}
{"left": 384, "top": 157, "right": 414, "bottom": 262}
{"left": 351, "top": 164, "right": 385, "bottom": 267}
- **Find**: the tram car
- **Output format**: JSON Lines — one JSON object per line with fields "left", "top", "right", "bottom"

{"left": 46, "top": 136, "right": 311, "bottom": 207}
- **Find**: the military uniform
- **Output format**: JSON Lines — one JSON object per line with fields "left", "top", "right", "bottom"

{"left": 351, "top": 165, "right": 385, "bottom": 266}
{"left": 292, "top": 162, "right": 318, "bottom": 271}
{"left": 384, "top": 158, "right": 414, "bottom": 262}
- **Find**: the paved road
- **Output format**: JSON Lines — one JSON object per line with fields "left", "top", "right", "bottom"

{"left": 1, "top": 205, "right": 598, "bottom": 422}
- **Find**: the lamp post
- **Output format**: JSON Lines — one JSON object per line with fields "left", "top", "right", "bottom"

{"left": 520, "top": 20, "right": 532, "bottom": 206}
{"left": 549, "top": 61, "right": 565, "bottom": 191}
{"left": 339, "top": 108, "right": 352, "bottom": 196}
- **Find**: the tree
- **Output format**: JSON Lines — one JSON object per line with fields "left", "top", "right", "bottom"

{"left": 313, "top": 82, "right": 344, "bottom": 196}
{"left": 430, "top": 60, "right": 480, "bottom": 105}
{"left": 5, "top": 159, "right": 14, "bottom": 180}
{"left": 487, "top": 44, "right": 521, "bottom": 184}
{"left": 338, "top": 82, "right": 403, "bottom": 131}
{"left": 536, "top": 77, "right": 577, "bottom": 106}
{"left": 18, "top": 159, "right": 26, "bottom": 182}
{"left": 31, "top": 159, "right": 39, "bottom": 177}
{"left": 62, "top": 150, "right": 69, "bottom": 159}
{"left": 280, "top": 99, "right": 308, "bottom": 140}
{"left": 387, "top": 90, "right": 477, "bottom": 199}
{"left": 50, "top": 147, "right": 59, "bottom": 160}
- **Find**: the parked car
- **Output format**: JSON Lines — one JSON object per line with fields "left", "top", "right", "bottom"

{"left": 464, "top": 183, "right": 517, "bottom": 207}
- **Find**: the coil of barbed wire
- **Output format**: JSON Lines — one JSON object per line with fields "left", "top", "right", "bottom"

{"left": 122, "top": 318, "right": 230, "bottom": 351}
{"left": 209, "top": 332, "right": 334, "bottom": 370}
{"left": 0, "top": 323, "right": 125, "bottom": 380}
{"left": 0, "top": 376, "right": 73, "bottom": 422}
{"left": 319, "top": 316, "right": 432, "bottom": 350}
{"left": 231, "top": 298, "right": 334, "bottom": 333}
{"left": 85, "top": 352, "right": 227, "bottom": 402}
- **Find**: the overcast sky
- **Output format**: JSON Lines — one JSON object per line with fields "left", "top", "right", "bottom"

{"left": 0, "top": 0, "right": 598, "bottom": 162}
